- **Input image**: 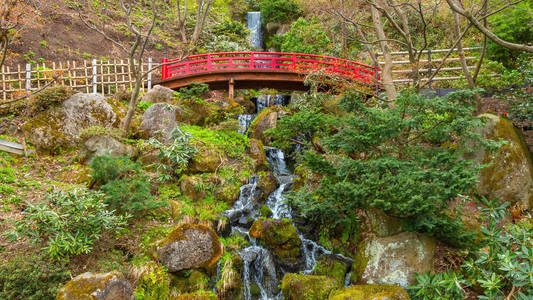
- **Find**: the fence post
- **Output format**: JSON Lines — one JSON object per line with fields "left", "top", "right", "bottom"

{"left": 427, "top": 50, "right": 432, "bottom": 89}
{"left": 25, "top": 64, "right": 31, "bottom": 92}
{"left": 147, "top": 57, "right": 153, "bottom": 90}
{"left": 92, "top": 59, "right": 97, "bottom": 93}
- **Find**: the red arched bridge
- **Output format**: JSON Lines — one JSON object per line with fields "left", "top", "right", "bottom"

{"left": 160, "top": 52, "right": 378, "bottom": 97}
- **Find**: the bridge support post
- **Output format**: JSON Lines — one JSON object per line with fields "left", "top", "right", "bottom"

{"left": 228, "top": 77, "right": 235, "bottom": 100}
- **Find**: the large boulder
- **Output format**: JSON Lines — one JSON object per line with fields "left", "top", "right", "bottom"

{"left": 56, "top": 271, "right": 135, "bottom": 300}
{"left": 248, "top": 139, "right": 268, "bottom": 171}
{"left": 311, "top": 256, "right": 349, "bottom": 286}
{"left": 80, "top": 135, "right": 138, "bottom": 162}
{"left": 257, "top": 172, "right": 278, "bottom": 202}
{"left": 156, "top": 223, "right": 223, "bottom": 272}
{"left": 467, "top": 114, "right": 533, "bottom": 209}
{"left": 188, "top": 147, "right": 223, "bottom": 173}
{"left": 249, "top": 218, "right": 302, "bottom": 267}
{"left": 328, "top": 284, "right": 410, "bottom": 300}
{"left": 23, "top": 93, "right": 116, "bottom": 152}
{"left": 353, "top": 232, "right": 435, "bottom": 287}
{"left": 281, "top": 273, "right": 338, "bottom": 300}
{"left": 366, "top": 208, "right": 404, "bottom": 237}
{"left": 249, "top": 106, "right": 288, "bottom": 144}
{"left": 140, "top": 103, "right": 180, "bottom": 140}
{"left": 140, "top": 85, "right": 175, "bottom": 103}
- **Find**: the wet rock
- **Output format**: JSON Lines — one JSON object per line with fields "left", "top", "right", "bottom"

{"left": 239, "top": 248, "right": 259, "bottom": 263}
{"left": 281, "top": 273, "right": 338, "bottom": 300}
{"left": 311, "top": 256, "right": 349, "bottom": 286}
{"left": 328, "top": 284, "right": 409, "bottom": 300}
{"left": 56, "top": 271, "right": 135, "bottom": 300}
{"left": 139, "top": 103, "right": 180, "bottom": 140}
{"left": 140, "top": 85, "right": 175, "bottom": 103}
{"left": 80, "top": 135, "right": 138, "bottom": 163}
{"left": 353, "top": 232, "right": 435, "bottom": 287}
{"left": 23, "top": 93, "right": 117, "bottom": 152}
{"left": 259, "top": 205, "right": 273, "bottom": 218}
{"left": 366, "top": 208, "right": 404, "bottom": 237}
{"left": 234, "top": 95, "right": 256, "bottom": 114}
{"left": 248, "top": 139, "right": 268, "bottom": 171}
{"left": 249, "top": 110, "right": 278, "bottom": 144}
{"left": 156, "top": 223, "right": 223, "bottom": 272}
{"left": 257, "top": 172, "right": 277, "bottom": 202}
{"left": 248, "top": 218, "right": 302, "bottom": 267}
{"left": 467, "top": 113, "right": 533, "bottom": 209}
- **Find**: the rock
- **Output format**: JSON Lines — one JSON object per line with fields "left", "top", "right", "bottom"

{"left": 257, "top": 172, "right": 277, "bottom": 202}
{"left": 173, "top": 291, "right": 218, "bottom": 299}
{"left": 188, "top": 147, "right": 222, "bottom": 173}
{"left": 56, "top": 271, "right": 134, "bottom": 300}
{"left": 23, "top": 93, "right": 117, "bottom": 152}
{"left": 172, "top": 269, "right": 210, "bottom": 293}
{"left": 156, "top": 223, "right": 223, "bottom": 272}
{"left": 80, "top": 135, "right": 138, "bottom": 162}
{"left": 281, "top": 273, "right": 338, "bottom": 300}
{"left": 366, "top": 208, "right": 404, "bottom": 237}
{"left": 259, "top": 205, "right": 273, "bottom": 218}
{"left": 248, "top": 139, "right": 268, "bottom": 171}
{"left": 140, "top": 85, "right": 175, "bottom": 103}
{"left": 250, "top": 110, "right": 278, "bottom": 144}
{"left": 353, "top": 232, "right": 435, "bottom": 287}
{"left": 140, "top": 103, "right": 180, "bottom": 140}
{"left": 328, "top": 284, "right": 410, "bottom": 300}
{"left": 180, "top": 175, "right": 207, "bottom": 201}
{"left": 234, "top": 95, "right": 256, "bottom": 114}
{"left": 311, "top": 256, "right": 349, "bottom": 286}
{"left": 248, "top": 218, "right": 302, "bottom": 267}
{"left": 467, "top": 114, "right": 533, "bottom": 209}
{"left": 180, "top": 100, "right": 219, "bottom": 126}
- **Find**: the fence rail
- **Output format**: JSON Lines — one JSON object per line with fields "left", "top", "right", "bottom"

{"left": 0, "top": 58, "right": 160, "bottom": 101}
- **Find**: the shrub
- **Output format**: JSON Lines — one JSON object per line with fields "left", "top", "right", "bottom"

{"left": 279, "top": 18, "right": 332, "bottom": 55}
{"left": 260, "top": 0, "right": 302, "bottom": 25}
{"left": 10, "top": 188, "right": 126, "bottom": 261}
{"left": 178, "top": 82, "right": 210, "bottom": 101}
{"left": 149, "top": 128, "right": 198, "bottom": 181}
{"left": 0, "top": 253, "right": 70, "bottom": 299}
{"left": 32, "top": 86, "right": 74, "bottom": 112}
{"left": 268, "top": 89, "right": 499, "bottom": 246}
{"left": 90, "top": 155, "right": 165, "bottom": 214}
{"left": 134, "top": 264, "right": 171, "bottom": 300}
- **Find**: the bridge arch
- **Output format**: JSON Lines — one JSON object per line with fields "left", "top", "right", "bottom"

{"left": 159, "top": 52, "right": 378, "bottom": 97}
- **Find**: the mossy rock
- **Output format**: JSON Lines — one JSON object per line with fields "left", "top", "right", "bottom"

{"left": 469, "top": 114, "right": 533, "bottom": 209}
{"left": 257, "top": 172, "right": 277, "bottom": 203}
{"left": 248, "top": 139, "right": 268, "bottom": 171}
{"left": 172, "top": 269, "right": 210, "bottom": 293}
{"left": 248, "top": 218, "right": 302, "bottom": 265}
{"left": 56, "top": 271, "right": 134, "bottom": 300}
{"left": 188, "top": 146, "right": 223, "bottom": 173}
{"left": 259, "top": 205, "right": 273, "bottom": 218}
{"left": 174, "top": 290, "right": 219, "bottom": 300}
{"left": 311, "top": 257, "right": 349, "bottom": 286}
{"left": 281, "top": 273, "right": 338, "bottom": 300}
{"left": 328, "top": 284, "right": 409, "bottom": 300}
{"left": 366, "top": 208, "right": 404, "bottom": 237}
{"left": 57, "top": 164, "right": 92, "bottom": 184}
{"left": 248, "top": 106, "right": 288, "bottom": 145}
{"left": 180, "top": 175, "right": 208, "bottom": 201}
{"left": 156, "top": 223, "right": 223, "bottom": 273}
{"left": 178, "top": 99, "right": 221, "bottom": 126}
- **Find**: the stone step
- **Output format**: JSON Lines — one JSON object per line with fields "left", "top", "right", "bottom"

{"left": 0, "top": 139, "right": 24, "bottom": 155}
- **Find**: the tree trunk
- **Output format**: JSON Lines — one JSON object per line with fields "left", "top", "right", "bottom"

{"left": 370, "top": 3, "right": 397, "bottom": 102}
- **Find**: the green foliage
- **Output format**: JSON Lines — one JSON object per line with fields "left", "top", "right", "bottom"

{"left": 270, "top": 89, "right": 498, "bottom": 246}
{"left": 32, "top": 86, "right": 74, "bottom": 112}
{"left": 149, "top": 128, "right": 198, "bottom": 181}
{"left": 177, "top": 82, "right": 210, "bottom": 101}
{"left": 487, "top": 2, "right": 533, "bottom": 67}
{"left": 134, "top": 264, "right": 171, "bottom": 300}
{"left": 0, "top": 253, "right": 70, "bottom": 300}
{"left": 181, "top": 125, "right": 250, "bottom": 159}
{"left": 137, "top": 101, "right": 154, "bottom": 111}
{"left": 260, "top": 0, "right": 302, "bottom": 25}
{"left": 9, "top": 188, "right": 126, "bottom": 261}
{"left": 90, "top": 155, "right": 165, "bottom": 214}
{"left": 504, "top": 87, "right": 533, "bottom": 128}
{"left": 278, "top": 18, "right": 332, "bottom": 55}
{"left": 410, "top": 199, "right": 533, "bottom": 299}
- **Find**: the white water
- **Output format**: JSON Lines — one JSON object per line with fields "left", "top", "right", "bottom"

{"left": 247, "top": 12, "right": 263, "bottom": 50}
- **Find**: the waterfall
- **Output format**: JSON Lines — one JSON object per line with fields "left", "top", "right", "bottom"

{"left": 236, "top": 95, "right": 291, "bottom": 134}
{"left": 247, "top": 12, "right": 263, "bottom": 50}
{"left": 221, "top": 147, "right": 352, "bottom": 299}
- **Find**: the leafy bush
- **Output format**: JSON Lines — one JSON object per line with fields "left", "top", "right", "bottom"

{"left": 134, "top": 264, "right": 171, "bottom": 300}
{"left": 279, "top": 18, "right": 332, "bottom": 55}
{"left": 0, "top": 253, "right": 70, "bottom": 299}
{"left": 32, "top": 86, "right": 74, "bottom": 112}
{"left": 268, "top": 89, "right": 498, "bottom": 246}
{"left": 10, "top": 188, "right": 126, "bottom": 261}
{"left": 260, "top": 0, "right": 302, "bottom": 25}
{"left": 410, "top": 199, "right": 533, "bottom": 299}
{"left": 90, "top": 155, "right": 165, "bottom": 213}
{"left": 149, "top": 128, "right": 198, "bottom": 181}
{"left": 178, "top": 82, "right": 210, "bottom": 101}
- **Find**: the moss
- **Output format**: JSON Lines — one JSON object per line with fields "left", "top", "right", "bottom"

{"left": 351, "top": 239, "right": 370, "bottom": 285}
{"left": 328, "top": 284, "right": 409, "bottom": 300}
{"left": 311, "top": 258, "right": 348, "bottom": 286}
{"left": 172, "top": 269, "right": 210, "bottom": 293}
{"left": 56, "top": 271, "right": 123, "bottom": 300}
{"left": 249, "top": 218, "right": 302, "bottom": 264}
{"left": 174, "top": 290, "right": 218, "bottom": 300}
{"left": 22, "top": 107, "right": 69, "bottom": 152}
{"left": 259, "top": 205, "right": 273, "bottom": 218}
{"left": 281, "top": 273, "right": 338, "bottom": 300}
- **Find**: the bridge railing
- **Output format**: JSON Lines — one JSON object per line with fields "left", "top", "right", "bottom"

{"left": 161, "top": 52, "right": 378, "bottom": 84}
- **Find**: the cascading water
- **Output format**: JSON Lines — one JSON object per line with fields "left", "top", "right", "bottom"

{"left": 247, "top": 12, "right": 263, "bottom": 50}
{"left": 237, "top": 95, "right": 291, "bottom": 134}
{"left": 221, "top": 146, "right": 352, "bottom": 299}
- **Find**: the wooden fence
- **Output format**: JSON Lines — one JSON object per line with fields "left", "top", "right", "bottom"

{"left": 377, "top": 47, "right": 493, "bottom": 88}
{"left": 0, "top": 58, "right": 161, "bottom": 101}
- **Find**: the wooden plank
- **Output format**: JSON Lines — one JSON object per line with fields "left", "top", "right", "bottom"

{"left": 0, "top": 139, "right": 24, "bottom": 155}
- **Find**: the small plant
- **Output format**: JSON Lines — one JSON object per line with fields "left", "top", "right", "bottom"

{"left": 32, "top": 86, "right": 74, "bottom": 112}
{"left": 40, "top": 40, "right": 47, "bottom": 47}
{"left": 133, "top": 264, "right": 171, "bottom": 300}
{"left": 149, "top": 128, "right": 198, "bottom": 181}
{"left": 8, "top": 188, "right": 126, "bottom": 261}
{"left": 137, "top": 101, "right": 154, "bottom": 111}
